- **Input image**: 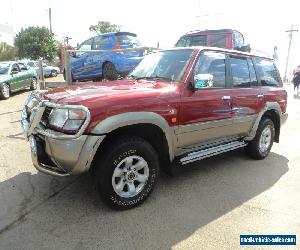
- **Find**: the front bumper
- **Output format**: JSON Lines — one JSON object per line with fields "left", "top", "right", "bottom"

{"left": 21, "top": 92, "right": 105, "bottom": 176}
{"left": 28, "top": 134, "right": 105, "bottom": 176}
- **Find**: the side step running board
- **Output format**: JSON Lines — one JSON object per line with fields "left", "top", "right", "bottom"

{"left": 179, "top": 141, "right": 247, "bottom": 165}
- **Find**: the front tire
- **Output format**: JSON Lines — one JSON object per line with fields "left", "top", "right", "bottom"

{"left": 50, "top": 70, "right": 57, "bottom": 77}
{"left": 95, "top": 136, "right": 159, "bottom": 210}
{"left": 245, "top": 118, "right": 275, "bottom": 160}
{"left": 102, "top": 62, "right": 119, "bottom": 80}
{"left": 0, "top": 83, "right": 10, "bottom": 100}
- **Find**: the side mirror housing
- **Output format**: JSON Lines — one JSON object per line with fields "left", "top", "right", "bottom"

{"left": 190, "top": 73, "right": 213, "bottom": 91}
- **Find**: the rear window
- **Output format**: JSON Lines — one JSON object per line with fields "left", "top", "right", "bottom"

{"left": 210, "top": 34, "right": 227, "bottom": 48}
{"left": 254, "top": 58, "right": 281, "bottom": 86}
{"left": 117, "top": 35, "right": 141, "bottom": 47}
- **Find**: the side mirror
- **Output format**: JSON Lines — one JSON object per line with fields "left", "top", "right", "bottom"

{"left": 11, "top": 70, "right": 19, "bottom": 75}
{"left": 190, "top": 74, "right": 213, "bottom": 91}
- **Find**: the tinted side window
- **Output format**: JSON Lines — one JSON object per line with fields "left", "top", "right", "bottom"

{"left": 230, "top": 57, "right": 251, "bottom": 87}
{"left": 194, "top": 51, "right": 226, "bottom": 88}
{"left": 190, "top": 35, "right": 207, "bottom": 46}
{"left": 92, "top": 36, "right": 111, "bottom": 49}
{"left": 117, "top": 35, "right": 141, "bottom": 47}
{"left": 211, "top": 34, "right": 227, "bottom": 48}
{"left": 254, "top": 58, "right": 281, "bottom": 86}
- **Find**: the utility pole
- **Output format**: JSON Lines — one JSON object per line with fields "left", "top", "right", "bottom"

{"left": 48, "top": 8, "right": 52, "bottom": 33}
{"left": 284, "top": 25, "right": 298, "bottom": 82}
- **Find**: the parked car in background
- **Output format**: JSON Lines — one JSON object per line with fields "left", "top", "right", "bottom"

{"left": 22, "top": 46, "right": 287, "bottom": 209}
{"left": 66, "top": 32, "right": 144, "bottom": 81}
{"left": 175, "top": 29, "right": 250, "bottom": 52}
{"left": 42, "top": 65, "right": 60, "bottom": 77}
{"left": 19, "top": 60, "right": 60, "bottom": 77}
{"left": 19, "top": 60, "right": 39, "bottom": 75}
{"left": 0, "top": 61, "right": 38, "bottom": 99}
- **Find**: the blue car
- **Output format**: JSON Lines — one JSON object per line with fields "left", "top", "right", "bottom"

{"left": 69, "top": 32, "right": 144, "bottom": 81}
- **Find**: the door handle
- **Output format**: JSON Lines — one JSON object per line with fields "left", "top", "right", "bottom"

{"left": 257, "top": 94, "right": 264, "bottom": 98}
{"left": 222, "top": 96, "right": 231, "bottom": 100}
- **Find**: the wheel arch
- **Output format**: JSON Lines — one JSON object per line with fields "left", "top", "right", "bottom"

{"left": 245, "top": 102, "right": 282, "bottom": 143}
{"left": 91, "top": 112, "right": 176, "bottom": 164}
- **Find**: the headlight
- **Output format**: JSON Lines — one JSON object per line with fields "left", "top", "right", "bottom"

{"left": 48, "top": 108, "right": 87, "bottom": 133}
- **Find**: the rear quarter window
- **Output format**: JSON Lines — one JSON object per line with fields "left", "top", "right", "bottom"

{"left": 254, "top": 58, "right": 281, "bottom": 87}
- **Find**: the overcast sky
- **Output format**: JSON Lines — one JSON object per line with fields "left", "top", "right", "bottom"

{"left": 1, "top": 0, "right": 300, "bottom": 75}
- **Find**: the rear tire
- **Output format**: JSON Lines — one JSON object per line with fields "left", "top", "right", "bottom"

{"left": 245, "top": 118, "right": 275, "bottom": 160}
{"left": 0, "top": 83, "right": 10, "bottom": 100}
{"left": 102, "top": 62, "right": 119, "bottom": 80}
{"left": 94, "top": 136, "right": 159, "bottom": 210}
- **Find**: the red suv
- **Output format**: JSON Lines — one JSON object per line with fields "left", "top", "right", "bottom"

{"left": 176, "top": 29, "right": 250, "bottom": 52}
{"left": 21, "top": 46, "right": 287, "bottom": 209}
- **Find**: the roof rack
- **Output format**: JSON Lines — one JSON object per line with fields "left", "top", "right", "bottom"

{"left": 185, "top": 30, "right": 205, "bottom": 35}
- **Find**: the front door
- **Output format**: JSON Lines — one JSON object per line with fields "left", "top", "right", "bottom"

{"left": 177, "top": 50, "right": 234, "bottom": 148}
{"left": 72, "top": 38, "right": 94, "bottom": 80}
{"left": 9, "top": 64, "right": 23, "bottom": 91}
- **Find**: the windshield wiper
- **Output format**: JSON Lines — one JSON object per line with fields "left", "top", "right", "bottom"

{"left": 135, "top": 76, "right": 173, "bottom": 82}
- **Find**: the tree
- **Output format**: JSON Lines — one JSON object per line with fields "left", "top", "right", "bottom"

{"left": 89, "top": 21, "right": 121, "bottom": 34}
{"left": 0, "top": 42, "right": 16, "bottom": 61}
{"left": 14, "top": 26, "right": 58, "bottom": 61}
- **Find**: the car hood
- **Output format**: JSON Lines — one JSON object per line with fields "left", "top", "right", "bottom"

{"left": 43, "top": 79, "right": 177, "bottom": 105}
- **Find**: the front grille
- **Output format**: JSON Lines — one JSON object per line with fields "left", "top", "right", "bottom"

{"left": 40, "top": 106, "right": 53, "bottom": 126}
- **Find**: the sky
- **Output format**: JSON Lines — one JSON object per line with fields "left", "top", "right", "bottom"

{"left": 0, "top": 0, "right": 300, "bottom": 76}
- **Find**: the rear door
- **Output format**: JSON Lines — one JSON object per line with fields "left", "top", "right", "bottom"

{"left": 227, "top": 55, "right": 263, "bottom": 135}
{"left": 253, "top": 57, "right": 284, "bottom": 110}
{"left": 177, "top": 50, "right": 235, "bottom": 148}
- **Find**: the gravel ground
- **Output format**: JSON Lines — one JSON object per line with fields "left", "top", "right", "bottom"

{"left": 0, "top": 82, "right": 299, "bottom": 250}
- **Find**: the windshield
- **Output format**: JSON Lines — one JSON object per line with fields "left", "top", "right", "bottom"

{"left": 128, "top": 50, "right": 193, "bottom": 82}
{"left": 0, "top": 63, "right": 10, "bottom": 74}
